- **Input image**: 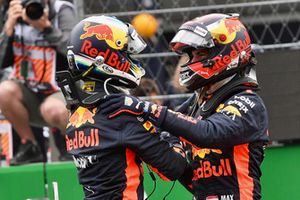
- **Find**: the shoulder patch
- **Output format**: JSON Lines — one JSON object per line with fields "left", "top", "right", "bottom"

{"left": 216, "top": 104, "right": 241, "bottom": 120}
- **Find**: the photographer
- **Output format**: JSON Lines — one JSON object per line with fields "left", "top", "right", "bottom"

{"left": 0, "top": 0, "right": 76, "bottom": 165}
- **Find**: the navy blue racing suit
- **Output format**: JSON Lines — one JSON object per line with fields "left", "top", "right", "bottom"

{"left": 158, "top": 85, "right": 269, "bottom": 200}
{"left": 65, "top": 99, "right": 188, "bottom": 200}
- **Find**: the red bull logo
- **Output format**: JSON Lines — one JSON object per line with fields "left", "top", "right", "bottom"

{"left": 210, "top": 18, "right": 245, "bottom": 45}
{"left": 191, "top": 147, "right": 232, "bottom": 180}
{"left": 80, "top": 22, "right": 114, "bottom": 42}
{"left": 192, "top": 147, "right": 222, "bottom": 159}
{"left": 67, "top": 107, "right": 97, "bottom": 128}
{"left": 190, "top": 35, "right": 251, "bottom": 79}
{"left": 224, "top": 18, "right": 242, "bottom": 35}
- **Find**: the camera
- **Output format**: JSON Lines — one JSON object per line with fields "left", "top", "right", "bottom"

{"left": 22, "top": 0, "right": 45, "bottom": 20}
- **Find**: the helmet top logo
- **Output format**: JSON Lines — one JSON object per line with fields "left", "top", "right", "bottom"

{"left": 224, "top": 19, "right": 242, "bottom": 35}
{"left": 80, "top": 23, "right": 114, "bottom": 42}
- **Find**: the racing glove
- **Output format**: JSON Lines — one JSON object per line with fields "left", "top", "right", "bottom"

{"left": 100, "top": 93, "right": 167, "bottom": 126}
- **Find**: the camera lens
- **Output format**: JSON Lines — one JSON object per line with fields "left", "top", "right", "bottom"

{"left": 25, "top": 2, "right": 44, "bottom": 20}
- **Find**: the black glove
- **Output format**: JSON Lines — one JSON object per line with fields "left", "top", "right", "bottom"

{"left": 100, "top": 93, "right": 167, "bottom": 126}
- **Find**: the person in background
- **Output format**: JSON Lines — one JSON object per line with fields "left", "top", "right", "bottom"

{"left": 56, "top": 15, "right": 188, "bottom": 199}
{"left": 164, "top": 55, "right": 191, "bottom": 110}
{"left": 101, "top": 13, "right": 269, "bottom": 199}
{"left": 0, "top": 0, "right": 76, "bottom": 165}
{"left": 131, "top": 77, "right": 163, "bottom": 105}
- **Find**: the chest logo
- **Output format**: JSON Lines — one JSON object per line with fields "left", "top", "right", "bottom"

{"left": 67, "top": 107, "right": 97, "bottom": 128}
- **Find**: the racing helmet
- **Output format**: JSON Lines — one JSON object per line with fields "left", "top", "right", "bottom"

{"left": 67, "top": 15, "right": 146, "bottom": 88}
{"left": 56, "top": 15, "right": 147, "bottom": 107}
{"left": 170, "top": 13, "right": 255, "bottom": 90}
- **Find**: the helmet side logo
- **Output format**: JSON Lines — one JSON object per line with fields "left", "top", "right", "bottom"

{"left": 210, "top": 19, "right": 244, "bottom": 45}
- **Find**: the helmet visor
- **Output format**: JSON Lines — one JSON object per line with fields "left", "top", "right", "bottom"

{"left": 127, "top": 24, "right": 147, "bottom": 54}
{"left": 170, "top": 30, "right": 214, "bottom": 54}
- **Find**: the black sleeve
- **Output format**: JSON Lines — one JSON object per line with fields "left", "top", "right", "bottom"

{"left": 178, "top": 163, "right": 193, "bottom": 194}
{"left": 157, "top": 94, "right": 196, "bottom": 147}
{"left": 123, "top": 120, "right": 188, "bottom": 181}
{"left": 0, "top": 32, "right": 14, "bottom": 69}
{"left": 161, "top": 91, "right": 269, "bottom": 148}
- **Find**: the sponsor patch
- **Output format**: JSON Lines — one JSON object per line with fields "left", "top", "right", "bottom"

{"left": 143, "top": 120, "right": 156, "bottom": 134}
{"left": 102, "top": 64, "right": 114, "bottom": 74}
{"left": 234, "top": 95, "right": 255, "bottom": 108}
{"left": 124, "top": 96, "right": 133, "bottom": 106}
{"left": 220, "top": 194, "right": 234, "bottom": 200}
{"left": 82, "top": 81, "right": 95, "bottom": 92}
{"left": 194, "top": 26, "right": 208, "bottom": 37}
{"left": 73, "top": 155, "right": 98, "bottom": 169}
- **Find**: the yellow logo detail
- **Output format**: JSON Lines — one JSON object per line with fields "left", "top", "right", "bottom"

{"left": 209, "top": 19, "right": 236, "bottom": 44}
{"left": 222, "top": 105, "right": 241, "bottom": 117}
{"left": 143, "top": 120, "right": 156, "bottom": 134}
{"left": 67, "top": 107, "right": 97, "bottom": 128}
{"left": 82, "top": 81, "right": 96, "bottom": 92}
{"left": 192, "top": 147, "right": 222, "bottom": 159}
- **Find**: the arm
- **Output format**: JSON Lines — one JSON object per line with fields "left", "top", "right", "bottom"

{"left": 123, "top": 120, "right": 189, "bottom": 181}
{"left": 160, "top": 92, "right": 269, "bottom": 148}
{"left": 42, "top": 5, "right": 77, "bottom": 55}
{"left": 101, "top": 91, "right": 269, "bottom": 148}
{"left": 22, "top": 3, "right": 76, "bottom": 55}
{"left": 0, "top": 0, "right": 21, "bottom": 68}
{"left": 0, "top": 32, "right": 14, "bottom": 69}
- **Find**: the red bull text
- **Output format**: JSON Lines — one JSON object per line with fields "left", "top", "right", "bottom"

{"left": 80, "top": 39, "right": 131, "bottom": 73}
{"left": 190, "top": 34, "right": 251, "bottom": 79}
{"left": 66, "top": 128, "right": 100, "bottom": 151}
{"left": 192, "top": 158, "right": 232, "bottom": 180}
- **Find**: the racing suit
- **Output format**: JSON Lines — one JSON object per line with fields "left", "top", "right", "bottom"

{"left": 65, "top": 88, "right": 188, "bottom": 200}
{"left": 158, "top": 77, "right": 269, "bottom": 200}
